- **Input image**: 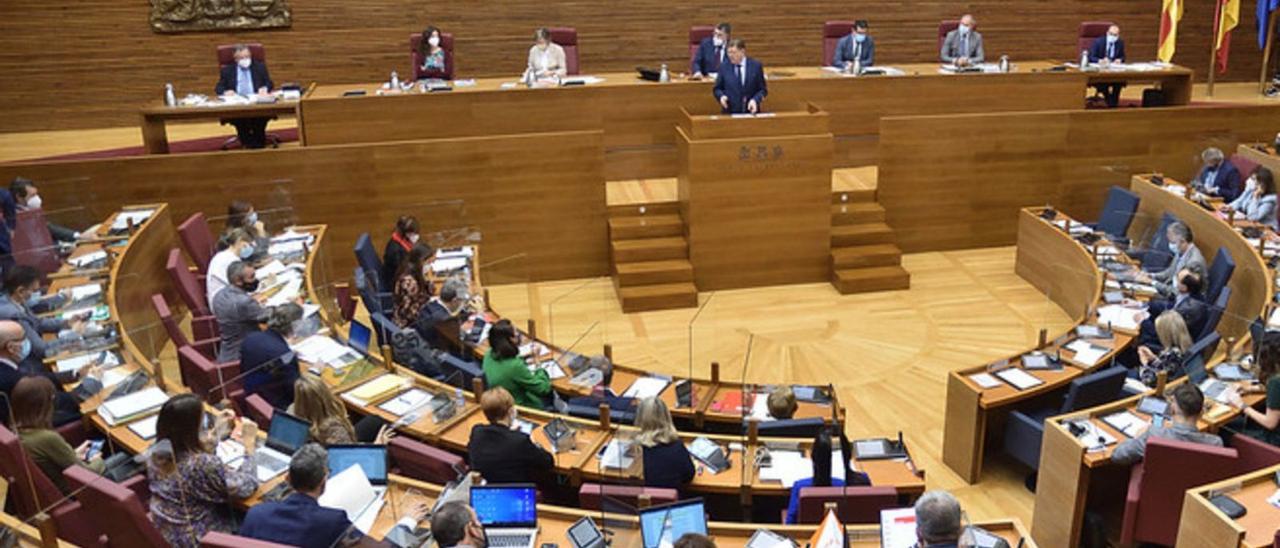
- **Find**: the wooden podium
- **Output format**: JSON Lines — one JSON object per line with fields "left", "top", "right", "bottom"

{"left": 676, "top": 103, "right": 833, "bottom": 290}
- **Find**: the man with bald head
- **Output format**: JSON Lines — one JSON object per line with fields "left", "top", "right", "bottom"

{"left": 0, "top": 320, "right": 85, "bottom": 426}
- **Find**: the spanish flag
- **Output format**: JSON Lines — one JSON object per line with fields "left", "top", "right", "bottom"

{"left": 1215, "top": 0, "right": 1242, "bottom": 72}
{"left": 1158, "top": 0, "right": 1184, "bottom": 62}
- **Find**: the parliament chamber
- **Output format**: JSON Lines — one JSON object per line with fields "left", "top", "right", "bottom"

{"left": 4, "top": 0, "right": 1280, "bottom": 546}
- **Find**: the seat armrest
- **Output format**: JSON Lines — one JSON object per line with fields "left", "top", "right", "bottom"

{"left": 122, "top": 473, "right": 151, "bottom": 505}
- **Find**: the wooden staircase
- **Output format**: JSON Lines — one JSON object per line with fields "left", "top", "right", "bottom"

{"left": 608, "top": 203, "right": 699, "bottom": 312}
{"left": 829, "top": 189, "right": 911, "bottom": 294}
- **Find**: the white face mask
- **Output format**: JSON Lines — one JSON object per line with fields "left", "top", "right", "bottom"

{"left": 1168, "top": 241, "right": 1180, "bottom": 254}
{"left": 237, "top": 57, "right": 252, "bottom": 69}
{"left": 427, "top": 36, "right": 440, "bottom": 48}
{"left": 408, "top": 233, "right": 420, "bottom": 244}
{"left": 1106, "top": 34, "right": 1119, "bottom": 43}
{"left": 1246, "top": 176, "right": 1258, "bottom": 191}
{"left": 959, "top": 23, "right": 972, "bottom": 33}
{"left": 712, "top": 36, "right": 724, "bottom": 47}
{"left": 25, "top": 195, "right": 41, "bottom": 209}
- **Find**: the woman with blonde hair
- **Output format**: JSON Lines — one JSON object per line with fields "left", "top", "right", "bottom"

{"left": 1136, "top": 311, "right": 1193, "bottom": 387}
{"left": 291, "top": 374, "right": 392, "bottom": 445}
{"left": 634, "top": 397, "right": 694, "bottom": 489}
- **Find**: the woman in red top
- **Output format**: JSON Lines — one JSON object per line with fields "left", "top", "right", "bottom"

{"left": 381, "top": 215, "right": 419, "bottom": 292}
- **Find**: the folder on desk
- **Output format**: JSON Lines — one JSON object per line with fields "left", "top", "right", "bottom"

{"left": 343, "top": 374, "right": 408, "bottom": 406}
{"left": 97, "top": 386, "right": 167, "bottom": 426}
{"left": 994, "top": 368, "right": 1043, "bottom": 391}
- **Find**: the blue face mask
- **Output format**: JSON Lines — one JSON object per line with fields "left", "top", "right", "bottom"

{"left": 238, "top": 244, "right": 255, "bottom": 259}
{"left": 23, "top": 292, "right": 40, "bottom": 308}
{"left": 16, "top": 338, "right": 31, "bottom": 361}
{"left": 854, "top": 33, "right": 867, "bottom": 43}
{"left": 1168, "top": 241, "right": 1180, "bottom": 255}
{"left": 245, "top": 211, "right": 258, "bottom": 226}
{"left": 1106, "top": 34, "right": 1119, "bottom": 44}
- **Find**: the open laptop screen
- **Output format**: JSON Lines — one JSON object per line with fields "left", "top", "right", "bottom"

{"left": 639, "top": 499, "right": 707, "bottom": 548}
{"left": 471, "top": 484, "right": 537, "bottom": 528}
{"left": 266, "top": 411, "right": 310, "bottom": 455}
{"left": 327, "top": 444, "right": 387, "bottom": 485}
{"left": 348, "top": 320, "right": 372, "bottom": 354}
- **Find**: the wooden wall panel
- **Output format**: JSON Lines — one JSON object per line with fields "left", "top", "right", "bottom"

{"left": 878, "top": 105, "right": 1280, "bottom": 253}
{"left": 0, "top": 0, "right": 1263, "bottom": 132}
{"left": 0, "top": 132, "right": 608, "bottom": 282}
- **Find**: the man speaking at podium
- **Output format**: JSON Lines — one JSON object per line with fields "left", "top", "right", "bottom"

{"left": 713, "top": 39, "right": 767, "bottom": 114}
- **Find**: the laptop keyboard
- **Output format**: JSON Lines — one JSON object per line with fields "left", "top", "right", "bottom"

{"left": 256, "top": 450, "right": 289, "bottom": 476}
{"left": 487, "top": 533, "right": 534, "bottom": 547}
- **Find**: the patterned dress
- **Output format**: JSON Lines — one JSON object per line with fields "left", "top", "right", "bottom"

{"left": 147, "top": 451, "right": 259, "bottom": 548}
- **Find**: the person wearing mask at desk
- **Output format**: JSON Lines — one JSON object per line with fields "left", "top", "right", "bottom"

{"left": 393, "top": 243, "right": 435, "bottom": 328}
{"left": 225, "top": 200, "right": 270, "bottom": 263}
{"left": 784, "top": 428, "right": 871, "bottom": 524}
{"left": 940, "top": 14, "right": 984, "bottom": 67}
{"left": 1134, "top": 221, "right": 1205, "bottom": 298}
{"left": 527, "top": 28, "right": 567, "bottom": 79}
{"left": 482, "top": 319, "right": 551, "bottom": 409}
{"left": 291, "top": 374, "right": 392, "bottom": 445}
{"left": 1225, "top": 331, "right": 1280, "bottom": 445}
{"left": 914, "top": 490, "right": 963, "bottom": 547}
{"left": 415, "top": 276, "right": 469, "bottom": 351}
{"left": 418, "top": 25, "right": 451, "bottom": 80}
{"left": 466, "top": 387, "right": 554, "bottom": 485}
{"left": 713, "top": 39, "right": 767, "bottom": 115}
{"left": 1224, "top": 167, "right": 1278, "bottom": 230}
{"left": 1088, "top": 25, "right": 1126, "bottom": 107}
{"left": 691, "top": 22, "right": 731, "bottom": 80}
{"left": 212, "top": 261, "right": 267, "bottom": 363}
{"left": 831, "top": 20, "right": 875, "bottom": 70}
{"left": 635, "top": 397, "right": 695, "bottom": 490}
{"left": 1113, "top": 384, "right": 1222, "bottom": 464}
{"left": 214, "top": 44, "right": 274, "bottom": 150}
{"left": 239, "top": 303, "right": 302, "bottom": 409}
{"left": 1137, "top": 267, "right": 1207, "bottom": 347}
{"left": 0, "top": 265, "right": 86, "bottom": 370}
{"left": 147, "top": 393, "right": 259, "bottom": 548}
{"left": 11, "top": 376, "right": 104, "bottom": 493}
{"left": 206, "top": 228, "right": 258, "bottom": 309}
{"left": 1191, "top": 147, "right": 1243, "bottom": 203}
{"left": 381, "top": 215, "right": 420, "bottom": 293}
{"left": 565, "top": 355, "right": 635, "bottom": 413}
{"left": 9, "top": 177, "right": 84, "bottom": 243}
{"left": 0, "top": 321, "right": 85, "bottom": 427}
{"left": 431, "top": 501, "right": 488, "bottom": 548}
{"left": 1133, "top": 311, "right": 1194, "bottom": 388}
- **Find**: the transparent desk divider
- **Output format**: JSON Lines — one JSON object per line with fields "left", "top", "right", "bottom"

{"left": 477, "top": 250, "right": 531, "bottom": 330}
{"left": 209, "top": 178, "right": 300, "bottom": 233}
{"left": 546, "top": 277, "right": 611, "bottom": 359}
{"left": 38, "top": 175, "right": 103, "bottom": 232}
{"left": 597, "top": 425, "right": 643, "bottom": 547}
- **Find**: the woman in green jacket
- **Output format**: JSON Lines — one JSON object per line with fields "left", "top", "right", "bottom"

{"left": 482, "top": 319, "right": 551, "bottom": 409}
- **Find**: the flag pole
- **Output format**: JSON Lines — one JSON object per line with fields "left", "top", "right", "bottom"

{"left": 1261, "top": 9, "right": 1278, "bottom": 94}
{"left": 1208, "top": 0, "right": 1224, "bottom": 96}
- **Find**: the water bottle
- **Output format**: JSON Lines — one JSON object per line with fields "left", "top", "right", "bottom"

{"left": 659, "top": 63, "right": 670, "bottom": 83}
{"left": 164, "top": 83, "right": 176, "bottom": 107}
{"left": 852, "top": 56, "right": 862, "bottom": 77}
{"left": 1080, "top": 50, "right": 1090, "bottom": 70}
{"left": 390, "top": 71, "right": 400, "bottom": 89}
{"left": 523, "top": 65, "right": 536, "bottom": 87}
{"left": 454, "top": 387, "right": 465, "bottom": 409}
{"left": 999, "top": 55, "right": 1010, "bottom": 73}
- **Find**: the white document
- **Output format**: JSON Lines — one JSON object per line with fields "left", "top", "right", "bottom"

{"left": 67, "top": 284, "right": 103, "bottom": 301}
{"left": 622, "top": 376, "right": 670, "bottom": 399}
{"left": 69, "top": 250, "right": 108, "bottom": 268}
{"left": 319, "top": 463, "right": 379, "bottom": 522}
{"left": 1101, "top": 411, "right": 1147, "bottom": 438}
{"left": 600, "top": 439, "right": 636, "bottom": 470}
{"left": 435, "top": 247, "right": 474, "bottom": 260}
{"left": 127, "top": 414, "right": 159, "bottom": 439}
{"left": 255, "top": 260, "right": 290, "bottom": 280}
{"left": 749, "top": 393, "right": 773, "bottom": 421}
{"left": 757, "top": 449, "right": 809, "bottom": 487}
{"left": 994, "top": 368, "right": 1043, "bottom": 391}
{"left": 263, "top": 278, "right": 303, "bottom": 307}
{"left": 101, "top": 368, "right": 130, "bottom": 389}
{"left": 377, "top": 388, "right": 431, "bottom": 417}
{"left": 1065, "top": 339, "right": 1108, "bottom": 367}
{"left": 1268, "top": 306, "right": 1280, "bottom": 329}
{"left": 1123, "top": 378, "right": 1150, "bottom": 395}
{"left": 97, "top": 386, "right": 167, "bottom": 426}
{"left": 968, "top": 373, "right": 1002, "bottom": 389}
{"left": 533, "top": 360, "right": 566, "bottom": 380}
{"left": 111, "top": 210, "right": 154, "bottom": 231}
{"left": 292, "top": 335, "right": 357, "bottom": 365}
{"left": 55, "top": 351, "right": 120, "bottom": 374}
{"left": 1097, "top": 304, "right": 1144, "bottom": 331}
{"left": 431, "top": 257, "right": 469, "bottom": 273}
{"left": 879, "top": 507, "right": 918, "bottom": 548}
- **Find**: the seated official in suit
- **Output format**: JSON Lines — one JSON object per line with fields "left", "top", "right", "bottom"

{"left": 206, "top": 228, "right": 258, "bottom": 310}
{"left": 914, "top": 491, "right": 963, "bottom": 547}
{"left": 767, "top": 386, "right": 798, "bottom": 420}
{"left": 940, "top": 14, "right": 984, "bottom": 66}
{"left": 636, "top": 397, "right": 695, "bottom": 490}
{"left": 565, "top": 355, "right": 635, "bottom": 413}
{"left": 11, "top": 376, "right": 105, "bottom": 494}
{"left": 528, "top": 27, "right": 567, "bottom": 79}
{"left": 0, "top": 321, "right": 86, "bottom": 427}
{"left": 1191, "top": 147, "right": 1243, "bottom": 203}
{"left": 419, "top": 25, "right": 450, "bottom": 80}
{"left": 431, "top": 501, "right": 488, "bottom": 548}
{"left": 1113, "top": 384, "right": 1222, "bottom": 464}
{"left": 713, "top": 39, "right": 767, "bottom": 114}
{"left": 1133, "top": 311, "right": 1194, "bottom": 388}
{"left": 212, "top": 261, "right": 268, "bottom": 363}
{"left": 1088, "top": 25, "right": 1127, "bottom": 107}
{"left": 240, "top": 443, "right": 403, "bottom": 546}
{"left": 466, "top": 387, "right": 554, "bottom": 485}
{"left": 784, "top": 428, "right": 871, "bottom": 524}
{"left": 1134, "top": 221, "right": 1206, "bottom": 297}
{"left": 1138, "top": 267, "right": 1208, "bottom": 340}
{"left": 691, "top": 22, "right": 732, "bottom": 79}
{"left": 0, "top": 265, "right": 86, "bottom": 371}
{"left": 1225, "top": 331, "right": 1280, "bottom": 445}
{"left": 831, "top": 20, "right": 875, "bottom": 70}
{"left": 414, "top": 277, "right": 468, "bottom": 351}
{"left": 9, "top": 177, "right": 83, "bottom": 243}
{"left": 482, "top": 319, "right": 551, "bottom": 409}
{"left": 1224, "top": 167, "right": 1278, "bottom": 230}
{"left": 214, "top": 44, "right": 274, "bottom": 149}
{"left": 239, "top": 303, "right": 303, "bottom": 410}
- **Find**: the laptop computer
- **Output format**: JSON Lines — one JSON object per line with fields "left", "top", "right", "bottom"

{"left": 639, "top": 499, "right": 708, "bottom": 548}
{"left": 328, "top": 444, "right": 388, "bottom": 495}
{"left": 472, "top": 484, "right": 539, "bottom": 548}
{"left": 348, "top": 320, "right": 372, "bottom": 356}
{"left": 253, "top": 411, "right": 311, "bottom": 482}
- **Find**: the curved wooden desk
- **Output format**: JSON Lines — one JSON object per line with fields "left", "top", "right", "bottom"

{"left": 1237, "top": 143, "right": 1280, "bottom": 176}
{"left": 1178, "top": 462, "right": 1280, "bottom": 548}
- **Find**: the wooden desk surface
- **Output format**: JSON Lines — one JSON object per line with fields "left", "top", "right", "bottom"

{"left": 139, "top": 99, "right": 299, "bottom": 121}
{"left": 1180, "top": 463, "right": 1280, "bottom": 548}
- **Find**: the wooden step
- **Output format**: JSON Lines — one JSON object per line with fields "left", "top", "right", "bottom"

{"left": 831, "top": 266, "right": 911, "bottom": 294}
{"left": 831, "top": 223, "right": 895, "bottom": 246}
{"left": 619, "top": 282, "right": 699, "bottom": 313}
{"left": 831, "top": 189, "right": 876, "bottom": 204}
{"left": 615, "top": 259, "right": 694, "bottom": 287}
{"left": 612, "top": 237, "right": 687, "bottom": 262}
{"left": 608, "top": 214, "right": 684, "bottom": 239}
{"left": 830, "top": 244, "right": 902, "bottom": 269}
{"left": 606, "top": 202, "right": 681, "bottom": 218}
{"left": 831, "top": 202, "right": 885, "bottom": 225}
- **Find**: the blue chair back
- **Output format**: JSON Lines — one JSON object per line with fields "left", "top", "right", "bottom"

{"left": 1140, "top": 213, "right": 1178, "bottom": 272}
{"left": 747, "top": 417, "right": 827, "bottom": 438}
{"left": 1205, "top": 247, "right": 1235, "bottom": 303}
{"left": 1096, "top": 186, "right": 1140, "bottom": 240}
{"left": 1184, "top": 332, "right": 1223, "bottom": 385}
{"left": 1249, "top": 316, "right": 1266, "bottom": 359}
{"left": 565, "top": 401, "right": 636, "bottom": 425}
{"left": 1198, "top": 286, "right": 1231, "bottom": 341}
{"left": 370, "top": 312, "right": 400, "bottom": 349}
{"left": 1003, "top": 410, "right": 1045, "bottom": 471}
{"left": 1058, "top": 366, "right": 1127, "bottom": 414}
{"left": 440, "top": 354, "right": 484, "bottom": 390}
{"left": 353, "top": 233, "right": 384, "bottom": 292}
{"left": 354, "top": 267, "right": 384, "bottom": 316}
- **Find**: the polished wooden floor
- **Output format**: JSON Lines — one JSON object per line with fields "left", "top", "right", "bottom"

{"left": 487, "top": 245, "right": 1074, "bottom": 526}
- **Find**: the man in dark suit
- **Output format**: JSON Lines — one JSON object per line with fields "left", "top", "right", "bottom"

{"left": 414, "top": 277, "right": 468, "bottom": 352}
{"left": 713, "top": 39, "right": 767, "bottom": 114}
{"left": 691, "top": 22, "right": 731, "bottom": 79}
{"left": 0, "top": 320, "right": 85, "bottom": 427}
{"left": 9, "top": 178, "right": 82, "bottom": 243}
{"left": 1191, "top": 147, "right": 1243, "bottom": 203}
{"left": 1088, "top": 24, "right": 1127, "bottom": 107}
{"left": 831, "top": 20, "right": 875, "bottom": 70}
{"left": 1138, "top": 268, "right": 1209, "bottom": 350}
{"left": 214, "top": 44, "right": 274, "bottom": 149}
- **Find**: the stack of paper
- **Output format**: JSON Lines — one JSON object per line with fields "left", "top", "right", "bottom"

{"left": 1101, "top": 411, "right": 1147, "bottom": 438}
{"left": 599, "top": 439, "right": 636, "bottom": 470}
{"left": 262, "top": 278, "right": 303, "bottom": 307}
{"left": 97, "top": 386, "right": 167, "bottom": 426}
{"left": 994, "top": 368, "right": 1043, "bottom": 391}
{"left": 968, "top": 373, "right": 1002, "bottom": 389}
{"left": 342, "top": 375, "right": 409, "bottom": 406}
{"left": 622, "top": 376, "right": 670, "bottom": 399}
{"left": 756, "top": 449, "right": 848, "bottom": 487}
{"left": 111, "top": 210, "right": 154, "bottom": 231}
{"left": 69, "top": 250, "right": 108, "bottom": 268}
{"left": 292, "top": 335, "right": 357, "bottom": 365}
{"left": 1097, "top": 304, "right": 1144, "bottom": 331}
{"left": 1065, "top": 339, "right": 1108, "bottom": 367}
{"left": 67, "top": 284, "right": 103, "bottom": 302}
{"left": 55, "top": 351, "right": 121, "bottom": 374}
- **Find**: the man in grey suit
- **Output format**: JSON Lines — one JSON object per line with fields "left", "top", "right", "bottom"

{"left": 940, "top": 14, "right": 984, "bottom": 66}
{"left": 1137, "top": 221, "right": 1206, "bottom": 297}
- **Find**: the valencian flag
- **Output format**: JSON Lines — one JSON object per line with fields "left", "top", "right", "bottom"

{"left": 1214, "top": 0, "right": 1242, "bottom": 72}
{"left": 1158, "top": 0, "right": 1184, "bottom": 62}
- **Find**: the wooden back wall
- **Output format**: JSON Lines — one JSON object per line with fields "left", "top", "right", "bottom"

{"left": 0, "top": 0, "right": 1263, "bottom": 132}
